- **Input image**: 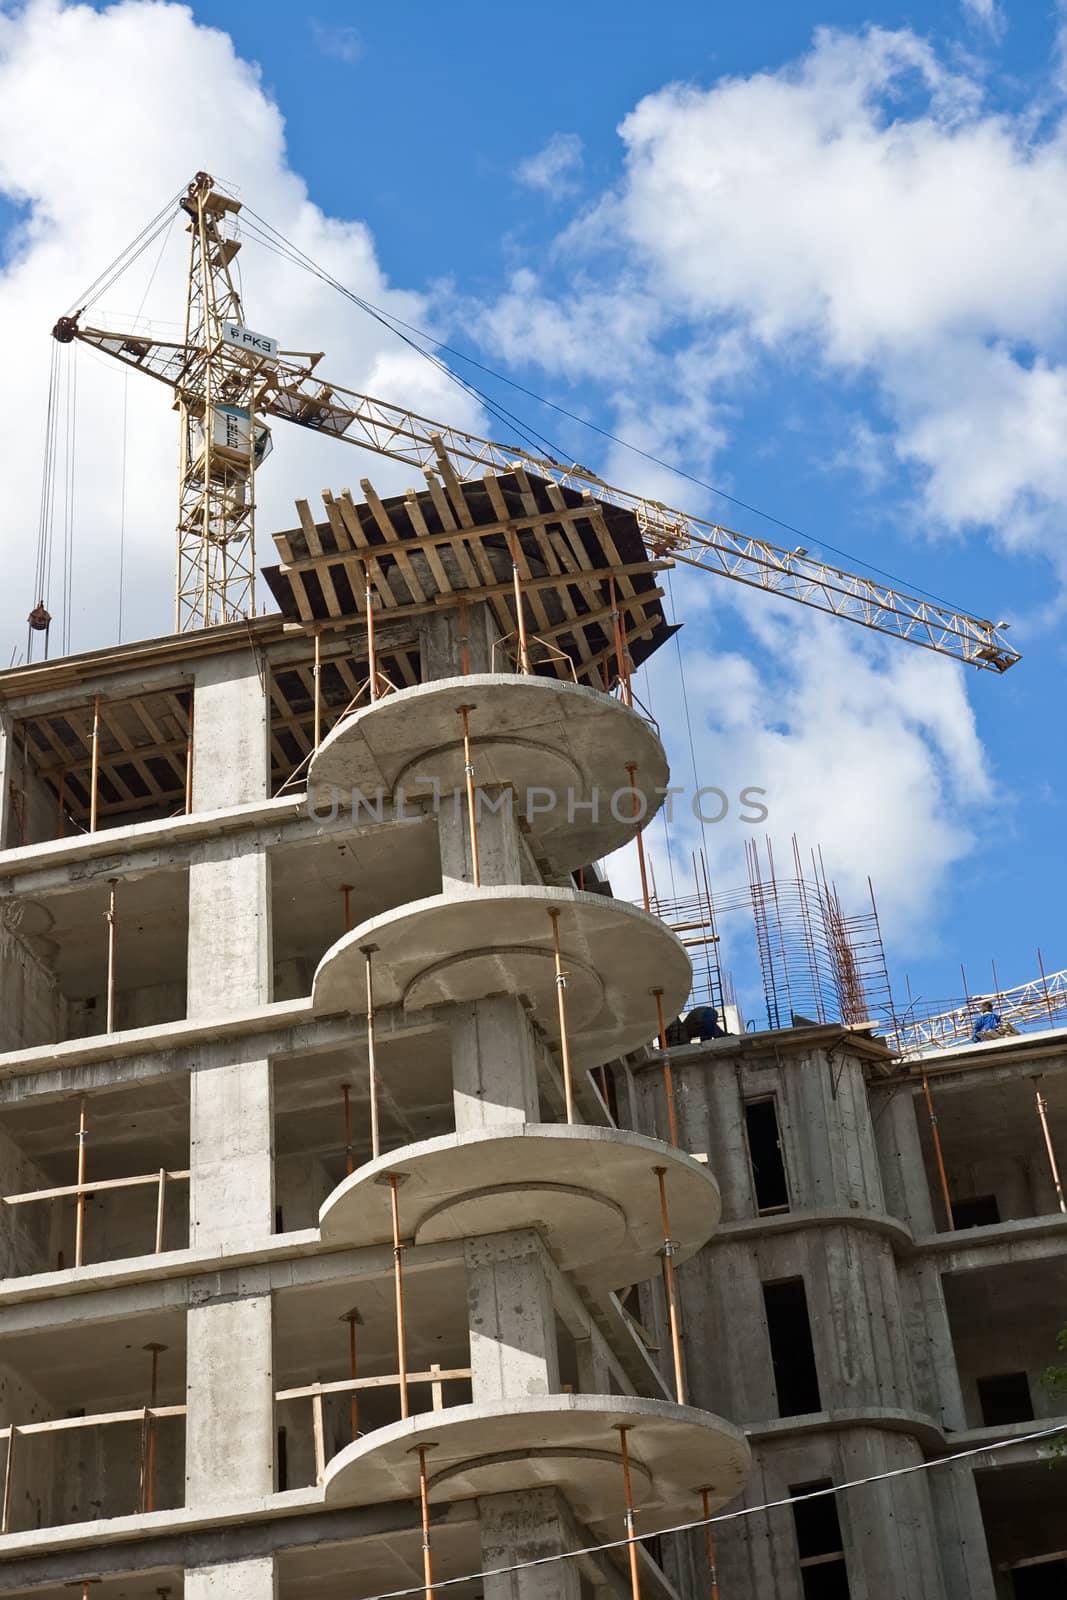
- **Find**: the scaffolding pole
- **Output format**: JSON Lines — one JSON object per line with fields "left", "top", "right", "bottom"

{"left": 364, "top": 945, "right": 381, "bottom": 1161}
{"left": 385, "top": 1173, "right": 410, "bottom": 1418}
{"left": 1035, "top": 1081, "right": 1067, "bottom": 1215}
{"left": 105, "top": 879, "right": 118, "bottom": 1034}
{"left": 615, "top": 1424, "right": 642, "bottom": 1600}
{"left": 74, "top": 1098, "right": 88, "bottom": 1268}
{"left": 700, "top": 1486, "right": 720, "bottom": 1600}
{"left": 458, "top": 705, "right": 481, "bottom": 887}
{"left": 651, "top": 988, "right": 679, "bottom": 1147}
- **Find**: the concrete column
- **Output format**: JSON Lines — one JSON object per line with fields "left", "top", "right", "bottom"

{"left": 439, "top": 786, "right": 523, "bottom": 892}
{"left": 465, "top": 1230, "right": 560, "bottom": 1402}
{"left": 186, "top": 1287, "right": 275, "bottom": 1503}
{"left": 451, "top": 995, "right": 540, "bottom": 1130}
{"left": 420, "top": 600, "right": 500, "bottom": 681}
{"left": 873, "top": 1086, "right": 937, "bottom": 1233}
{"left": 190, "top": 648, "right": 269, "bottom": 811}
{"left": 185, "top": 1555, "right": 278, "bottom": 1598}
{"left": 184, "top": 652, "right": 276, "bottom": 1510}
{"left": 479, "top": 1487, "right": 582, "bottom": 1600}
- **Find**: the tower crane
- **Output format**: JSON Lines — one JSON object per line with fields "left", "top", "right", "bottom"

{"left": 52, "top": 172, "right": 1019, "bottom": 672}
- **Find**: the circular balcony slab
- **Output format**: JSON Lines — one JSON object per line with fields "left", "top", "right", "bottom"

{"left": 323, "top": 1394, "right": 750, "bottom": 1531}
{"left": 318, "top": 1124, "right": 721, "bottom": 1292}
{"left": 308, "top": 675, "right": 667, "bottom": 873}
{"left": 312, "top": 886, "right": 691, "bottom": 1067}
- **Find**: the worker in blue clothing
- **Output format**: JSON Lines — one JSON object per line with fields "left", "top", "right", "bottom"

{"left": 971, "top": 1000, "right": 1016, "bottom": 1042}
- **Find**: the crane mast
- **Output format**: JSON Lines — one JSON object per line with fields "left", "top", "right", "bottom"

{"left": 52, "top": 175, "right": 1020, "bottom": 673}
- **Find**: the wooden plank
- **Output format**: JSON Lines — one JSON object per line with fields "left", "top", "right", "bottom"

{"left": 275, "top": 1366, "right": 472, "bottom": 1403}
{"left": 403, "top": 490, "right": 453, "bottom": 595}
{"left": 297, "top": 499, "right": 342, "bottom": 618}
{"left": 0, "top": 1406, "right": 185, "bottom": 1440}
{"left": 421, "top": 469, "right": 482, "bottom": 592}
{"left": 360, "top": 480, "right": 427, "bottom": 605}
{"left": 4, "top": 1170, "right": 190, "bottom": 1206}
{"left": 273, "top": 530, "right": 316, "bottom": 623}
{"left": 432, "top": 444, "right": 476, "bottom": 528}
{"left": 334, "top": 491, "right": 399, "bottom": 611}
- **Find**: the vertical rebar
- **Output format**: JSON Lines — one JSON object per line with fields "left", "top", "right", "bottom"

{"left": 654, "top": 1167, "right": 686, "bottom": 1404}
{"left": 615, "top": 1424, "right": 642, "bottom": 1600}
{"left": 548, "top": 909, "right": 575, "bottom": 1124}
{"left": 89, "top": 695, "right": 101, "bottom": 833}
{"left": 1034, "top": 1081, "right": 1067, "bottom": 1214}
{"left": 651, "top": 988, "right": 679, "bottom": 1147}
{"left": 105, "top": 879, "right": 118, "bottom": 1034}
{"left": 387, "top": 1174, "right": 409, "bottom": 1418}
{"left": 74, "top": 1098, "right": 88, "bottom": 1268}
{"left": 365, "top": 945, "right": 381, "bottom": 1161}
{"left": 700, "top": 1487, "right": 720, "bottom": 1600}
{"left": 459, "top": 705, "right": 481, "bottom": 888}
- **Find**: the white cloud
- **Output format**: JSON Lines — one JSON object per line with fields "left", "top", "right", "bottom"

{"left": 603, "top": 593, "right": 993, "bottom": 943}
{"left": 309, "top": 19, "right": 362, "bottom": 64}
{"left": 962, "top": 0, "right": 1005, "bottom": 38}
{"left": 532, "top": 24, "right": 1067, "bottom": 556}
{"left": 516, "top": 133, "right": 583, "bottom": 195}
{"left": 0, "top": 0, "right": 483, "bottom": 655}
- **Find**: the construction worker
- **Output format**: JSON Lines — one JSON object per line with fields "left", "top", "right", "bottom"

{"left": 971, "top": 1001, "right": 1017, "bottom": 1042}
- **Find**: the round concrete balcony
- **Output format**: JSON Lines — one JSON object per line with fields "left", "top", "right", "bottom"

{"left": 322, "top": 1394, "right": 750, "bottom": 1532}
{"left": 318, "top": 1124, "right": 720, "bottom": 1293}
{"left": 312, "top": 885, "right": 691, "bottom": 1067}
{"left": 307, "top": 674, "right": 668, "bottom": 873}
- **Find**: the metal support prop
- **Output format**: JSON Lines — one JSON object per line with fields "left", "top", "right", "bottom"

{"left": 507, "top": 529, "right": 531, "bottom": 674}
{"left": 89, "top": 695, "right": 101, "bottom": 832}
{"left": 651, "top": 988, "right": 679, "bottom": 1147}
{"left": 142, "top": 1343, "right": 166, "bottom": 1513}
{"left": 313, "top": 630, "right": 323, "bottom": 749}
{"left": 364, "top": 945, "right": 382, "bottom": 1161}
{"left": 105, "top": 879, "right": 118, "bottom": 1034}
{"left": 608, "top": 577, "right": 632, "bottom": 706}
{"left": 74, "top": 1098, "right": 88, "bottom": 1268}
{"left": 625, "top": 763, "right": 651, "bottom": 912}
{"left": 364, "top": 562, "right": 380, "bottom": 702}
{"left": 654, "top": 1167, "right": 686, "bottom": 1404}
{"left": 919, "top": 1066, "right": 954, "bottom": 1231}
{"left": 549, "top": 908, "right": 576, "bottom": 1124}
{"left": 387, "top": 1174, "right": 410, "bottom": 1418}
{"left": 342, "top": 1308, "right": 363, "bottom": 1440}
{"left": 458, "top": 705, "right": 481, "bottom": 887}
{"left": 184, "top": 695, "right": 194, "bottom": 815}
{"left": 1035, "top": 1081, "right": 1067, "bottom": 1214}
{"left": 414, "top": 1442, "right": 436, "bottom": 1600}
{"left": 700, "top": 1487, "right": 720, "bottom": 1600}
{"left": 342, "top": 1083, "right": 354, "bottom": 1176}
{"left": 615, "top": 1424, "right": 643, "bottom": 1600}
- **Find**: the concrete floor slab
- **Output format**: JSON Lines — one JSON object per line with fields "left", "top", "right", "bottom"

{"left": 317, "top": 1124, "right": 721, "bottom": 1291}
{"left": 322, "top": 1394, "right": 750, "bottom": 1530}
{"left": 312, "top": 887, "right": 690, "bottom": 1067}
{"left": 307, "top": 675, "right": 668, "bottom": 873}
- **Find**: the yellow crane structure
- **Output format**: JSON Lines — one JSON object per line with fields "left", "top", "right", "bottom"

{"left": 53, "top": 171, "right": 1019, "bottom": 672}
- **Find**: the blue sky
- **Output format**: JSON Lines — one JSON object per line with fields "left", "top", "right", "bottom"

{"left": 0, "top": 0, "right": 1063, "bottom": 1026}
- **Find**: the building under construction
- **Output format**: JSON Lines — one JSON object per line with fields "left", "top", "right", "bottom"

{"left": 0, "top": 174, "right": 1060, "bottom": 1600}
